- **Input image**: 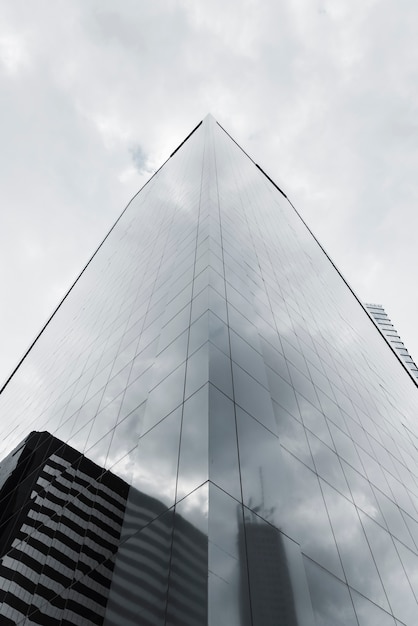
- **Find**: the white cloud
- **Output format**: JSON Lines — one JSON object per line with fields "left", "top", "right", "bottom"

{"left": 0, "top": 0, "right": 417, "bottom": 381}
{"left": 0, "top": 33, "right": 29, "bottom": 75}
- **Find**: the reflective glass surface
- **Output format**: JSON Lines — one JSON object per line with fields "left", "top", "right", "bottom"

{"left": 0, "top": 115, "right": 418, "bottom": 623}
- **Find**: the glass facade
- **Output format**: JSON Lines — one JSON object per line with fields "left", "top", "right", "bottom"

{"left": 0, "top": 114, "right": 418, "bottom": 624}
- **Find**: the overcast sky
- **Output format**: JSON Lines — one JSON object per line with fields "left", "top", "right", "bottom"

{"left": 1, "top": 0, "right": 417, "bottom": 385}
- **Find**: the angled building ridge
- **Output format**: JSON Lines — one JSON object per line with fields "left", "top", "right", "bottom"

{"left": 0, "top": 117, "right": 417, "bottom": 624}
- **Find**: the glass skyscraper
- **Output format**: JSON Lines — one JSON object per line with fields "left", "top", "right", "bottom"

{"left": 0, "top": 114, "right": 418, "bottom": 625}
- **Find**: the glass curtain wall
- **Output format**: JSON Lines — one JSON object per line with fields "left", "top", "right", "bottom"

{"left": 0, "top": 115, "right": 417, "bottom": 625}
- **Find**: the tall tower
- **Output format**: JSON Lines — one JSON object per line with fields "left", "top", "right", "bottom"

{"left": 0, "top": 115, "right": 418, "bottom": 625}
{"left": 365, "top": 302, "right": 418, "bottom": 382}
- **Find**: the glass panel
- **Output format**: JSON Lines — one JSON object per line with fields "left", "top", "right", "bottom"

{"left": 276, "top": 409, "right": 314, "bottom": 471}
{"left": 259, "top": 336, "right": 292, "bottom": 385}
{"left": 104, "top": 508, "right": 175, "bottom": 626}
{"left": 227, "top": 303, "right": 262, "bottom": 353}
{"left": 233, "top": 363, "right": 277, "bottom": 434}
{"left": 230, "top": 330, "right": 268, "bottom": 388}
{"left": 142, "top": 362, "right": 186, "bottom": 434}
{"left": 372, "top": 487, "right": 416, "bottom": 550}
{"left": 185, "top": 342, "right": 209, "bottom": 400}
{"left": 320, "top": 480, "right": 389, "bottom": 610}
{"left": 157, "top": 305, "right": 191, "bottom": 354}
{"left": 351, "top": 589, "right": 396, "bottom": 626}
{"left": 328, "top": 422, "right": 364, "bottom": 473}
{"left": 342, "top": 461, "right": 386, "bottom": 527}
{"left": 307, "top": 432, "right": 351, "bottom": 497}
{"left": 245, "top": 510, "right": 315, "bottom": 626}
{"left": 208, "top": 385, "right": 241, "bottom": 500}
{"left": 166, "top": 483, "right": 208, "bottom": 626}
{"left": 188, "top": 311, "right": 208, "bottom": 356}
{"left": 288, "top": 363, "right": 319, "bottom": 407}
{"left": 359, "top": 510, "right": 418, "bottom": 625}
{"left": 151, "top": 329, "right": 188, "bottom": 388}
{"left": 207, "top": 483, "right": 251, "bottom": 626}
{"left": 394, "top": 538, "right": 418, "bottom": 600}
{"left": 303, "top": 556, "right": 358, "bottom": 626}
{"left": 128, "top": 406, "right": 182, "bottom": 512}
{"left": 236, "top": 407, "right": 281, "bottom": 526}
{"left": 384, "top": 471, "right": 417, "bottom": 520}
{"left": 280, "top": 534, "right": 316, "bottom": 626}
{"left": 208, "top": 311, "right": 230, "bottom": 356}
{"left": 266, "top": 366, "right": 300, "bottom": 419}
{"left": 209, "top": 342, "right": 233, "bottom": 399}
{"left": 177, "top": 386, "right": 209, "bottom": 501}
{"left": 297, "top": 393, "right": 334, "bottom": 448}
{"left": 279, "top": 449, "right": 344, "bottom": 579}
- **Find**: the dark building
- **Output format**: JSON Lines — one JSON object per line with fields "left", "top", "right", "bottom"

{"left": 0, "top": 115, "right": 418, "bottom": 624}
{"left": 239, "top": 507, "right": 298, "bottom": 626}
{"left": 0, "top": 431, "right": 128, "bottom": 624}
{"left": 0, "top": 431, "right": 207, "bottom": 625}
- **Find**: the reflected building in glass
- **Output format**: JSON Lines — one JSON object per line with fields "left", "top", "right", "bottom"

{"left": 0, "top": 431, "right": 207, "bottom": 625}
{"left": 0, "top": 115, "right": 418, "bottom": 624}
